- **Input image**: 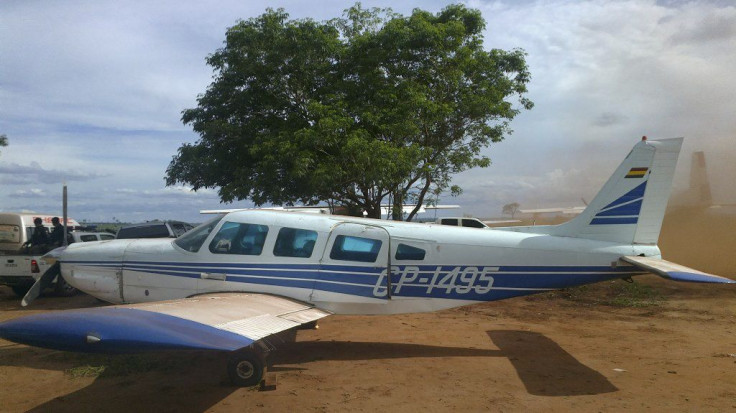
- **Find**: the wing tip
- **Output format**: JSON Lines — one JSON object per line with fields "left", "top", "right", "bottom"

{"left": 665, "top": 271, "right": 736, "bottom": 284}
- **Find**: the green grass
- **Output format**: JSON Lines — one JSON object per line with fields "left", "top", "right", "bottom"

{"left": 538, "top": 279, "right": 664, "bottom": 308}
{"left": 65, "top": 365, "right": 106, "bottom": 378}
{"left": 63, "top": 353, "right": 188, "bottom": 379}
{"left": 607, "top": 281, "right": 663, "bottom": 308}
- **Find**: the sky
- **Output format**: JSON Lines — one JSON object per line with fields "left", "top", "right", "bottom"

{"left": 1, "top": 0, "right": 734, "bottom": 223}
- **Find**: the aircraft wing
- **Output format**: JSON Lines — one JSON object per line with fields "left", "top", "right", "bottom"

{"left": 0, "top": 293, "right": 330, "bottom": 353}
{"left": 621, "top": 256, "right": 735, "bottom": 283}
{"left": 519, "top": 206, "right": 585, "bottom": 214}
{"left": 483, "top": 219, "right": 521, "bottom": 225}
{"left": 200, "top": 206, "right": 330, "bottom": 214}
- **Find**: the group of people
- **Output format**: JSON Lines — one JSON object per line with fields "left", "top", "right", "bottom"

{"left": 22, "top": 217, "right": 65, "bottom": 253}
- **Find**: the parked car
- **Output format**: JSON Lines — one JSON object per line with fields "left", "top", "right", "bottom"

{"left": 68, "top": 231, "right": 116, "bottom": 243}
{"left": 116, "top": 221, "right": 194, "bottom": 239}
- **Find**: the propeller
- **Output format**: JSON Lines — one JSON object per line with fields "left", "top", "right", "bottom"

{"left": 21, "top": 247, "right": 66, "bottom": 307}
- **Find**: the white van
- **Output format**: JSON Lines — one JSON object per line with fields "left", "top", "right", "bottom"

{"left": 0, "top": 213, "right": 81, "bottom": 296}
{"left": 0, "top": 213, "right": 81, "bottom": 252}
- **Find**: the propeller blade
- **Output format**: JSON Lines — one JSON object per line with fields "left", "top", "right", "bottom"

{"left": 21, "top": 262, "right": 61, "bottom": 307}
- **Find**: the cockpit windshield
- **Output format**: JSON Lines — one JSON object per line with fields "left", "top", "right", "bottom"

{"left": 174, "top": 214, "right": 224, "bottom": 252}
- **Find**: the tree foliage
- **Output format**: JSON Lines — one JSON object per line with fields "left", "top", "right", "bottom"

{"left": 503, "top": 202, "right": 520, "bottom": 218}
{"left": 0, "top": 134, "right": 7, "bottom": 157}
{"left": 166, "top": 4, "right": 532, "bottom": 219}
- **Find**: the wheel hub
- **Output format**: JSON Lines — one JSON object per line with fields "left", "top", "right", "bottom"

{"left": 236, "top": 360, "right": 254, "bottom": 379}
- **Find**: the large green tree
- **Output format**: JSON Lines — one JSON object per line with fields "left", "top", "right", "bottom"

{"left": 166, "top": 4, "right": 532, "bottom": 219}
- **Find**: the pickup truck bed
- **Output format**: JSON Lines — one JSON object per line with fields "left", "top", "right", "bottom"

{"left": 0, "top": 252, "right": 52, "bottom": 296}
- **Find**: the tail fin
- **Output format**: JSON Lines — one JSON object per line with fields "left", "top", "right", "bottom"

{"left": 511, "top": 137, "right": 683, "bottom": 245}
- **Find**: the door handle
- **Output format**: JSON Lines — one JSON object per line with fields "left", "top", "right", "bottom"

{"left": 200, "top": 272, "right": 227, "bottom": 281}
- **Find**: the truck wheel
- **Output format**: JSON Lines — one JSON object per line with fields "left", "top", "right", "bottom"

{"left": 54, "top": 276, "right": 78, "bottom": 297}
{"left": 227, "top": 350, "right": 265, "bottom": 387}
{"left": 11, "top": 285, "right": 31, "bottom": 297}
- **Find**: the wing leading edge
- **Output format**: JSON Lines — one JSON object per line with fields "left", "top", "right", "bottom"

{"left": 0, "top": 293, "right": 331, "bottom": 353}
{"left": 621, "top": 256, "right": 735, "bottom": 284}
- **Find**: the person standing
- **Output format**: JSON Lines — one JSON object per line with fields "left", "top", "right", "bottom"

{"left": 22, "top": 217, "right": 50, "bottom": 253}
{"left": 49, "top": 217, "right": 65, "bottom": 247}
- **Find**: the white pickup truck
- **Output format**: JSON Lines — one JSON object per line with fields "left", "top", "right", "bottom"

{"left": 0, "top": 213, "right": 113, "bottom": 297}
{"left": 433, "top": 217, "right": 489, "bottom": 228}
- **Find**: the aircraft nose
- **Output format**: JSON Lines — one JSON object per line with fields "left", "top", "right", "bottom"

{"left": 61, "top": 240, "right": 132, "bottom": 303}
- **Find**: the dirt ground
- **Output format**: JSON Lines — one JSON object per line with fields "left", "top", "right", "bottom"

{"left": 0, "top": 208, "right": 734, "bottom": 412}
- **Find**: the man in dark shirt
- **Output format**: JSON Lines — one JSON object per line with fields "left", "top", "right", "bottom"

{"left": 23, "top": 217, "right": 50, "bottom": 253}
{"left": 49, "top": 217, "right": 65, "bottom": 247}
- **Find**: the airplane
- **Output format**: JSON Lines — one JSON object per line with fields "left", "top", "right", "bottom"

{"left": 200, "top": 203, "right": 461, "bottom": 219}
{"left": 519, "top": 198, "right": 588, "bottom": 217}
{"left": 0, "top": 137, "right": 733, "bottom": 387}
{"left": 519, "top": 205, "right": 586, "bottom": 216}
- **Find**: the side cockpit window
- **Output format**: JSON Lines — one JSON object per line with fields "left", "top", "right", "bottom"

{"left": 273, "top": 227, "right": 318, "bottom": 258}
{"left": 330, "top": 235, "right": 382, "bottom": 263}
{"left": 209, "top": 222, "right": 269, "bottom": 255}
{"left": 174, "top": 215, "right": 224, "bottom": 252}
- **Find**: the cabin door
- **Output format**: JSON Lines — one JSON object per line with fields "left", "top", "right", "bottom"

{"left": 311, "top": 223, "right": 391, "bottom": 307}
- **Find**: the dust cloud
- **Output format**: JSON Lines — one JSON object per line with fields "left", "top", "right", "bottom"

{"left": 662, "top": 144, "right": 736, "bottom": 277}
{"left": 659, "top": 206, "right": 736, "bottom": 277}
{"left": 498, "top": 146, "right": 736, "bottom": 277}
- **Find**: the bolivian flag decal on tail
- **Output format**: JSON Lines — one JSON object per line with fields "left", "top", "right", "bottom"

{"left": 625, "top": 167, "right": 648, "bottom": 178}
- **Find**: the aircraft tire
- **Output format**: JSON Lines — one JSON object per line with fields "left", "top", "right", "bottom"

{"left": 227, "top": 350, "right": 265, "bottom": 387}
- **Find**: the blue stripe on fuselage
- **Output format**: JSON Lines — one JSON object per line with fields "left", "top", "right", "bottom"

{"left": 63, "top": 260, "right": 643, "bottom": 301}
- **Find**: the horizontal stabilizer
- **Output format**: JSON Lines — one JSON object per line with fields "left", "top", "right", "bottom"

{"left": 0, "top": 293, "right": 330, "bottom": 353}
{"left": 621, "top": 256, "right": 735, "bottom": 284}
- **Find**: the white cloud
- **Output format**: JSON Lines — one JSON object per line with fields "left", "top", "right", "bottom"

{"left": 12, "top": 188, "right": 46, "bottom": 198}
{"left": 455, "top": 0, "right": 736, "bottom": 216}
{"left": 1, "top": 0, "right": 734, "bottom": 221}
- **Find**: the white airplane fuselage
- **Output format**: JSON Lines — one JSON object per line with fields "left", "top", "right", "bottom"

{"left": 60, "top": 211, "right": 656, "bottom": 315}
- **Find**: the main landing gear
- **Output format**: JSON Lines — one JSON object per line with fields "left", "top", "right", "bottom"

{"left": 227, "top": 348, "right": 266, "bottom": 387}
{"left": 226, "top": 328, "right": 302, "bottom": 387}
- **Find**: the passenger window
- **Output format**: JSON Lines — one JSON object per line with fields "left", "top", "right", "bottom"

{"left": 462, "top": 219, "right": 486, "bottom": 228}
{"left": 330, "top": 235, "right": 382, "bottom": 263}
{"left": 80, "top": 235, "right": 97, "bottom": 242}
{"left": 395, "top": 243, "right": 426, "bottom": 260}
{"left": 273, "top": 227, "right": 318, "bottom": 258}
{"left": 209, "top": 222, "right": 269, "bottom": 255}
{"left": 441, "top": 219, "right": 458, "bottom": 226}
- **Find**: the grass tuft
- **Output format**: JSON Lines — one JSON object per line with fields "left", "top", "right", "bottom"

{"left": 65, "top": 365, "right": 106, "bottom": 378}
{"left": 63, "top": 353, "right": 191, "bottom": 379}
{"left": 536, "top": 279, "right": 664, "bottom": 308}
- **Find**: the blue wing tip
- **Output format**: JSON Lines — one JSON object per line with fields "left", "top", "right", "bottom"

{"left": 0, "top": 308, "right": 254, "bottom": 353}
{"left": 666, "top": 271, "right": 736, "bottom": 284}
